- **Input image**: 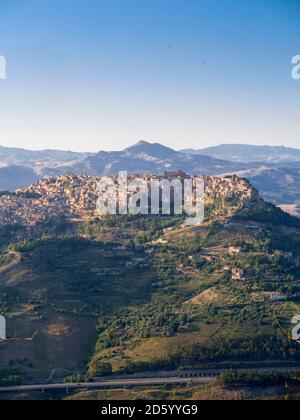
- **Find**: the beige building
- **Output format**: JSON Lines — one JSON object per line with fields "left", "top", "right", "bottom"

{"left": 229, "top": 246, "right": 242, "bottom": 255}
{"left": 232, "top": 267, "right": 244, "bottom": 280}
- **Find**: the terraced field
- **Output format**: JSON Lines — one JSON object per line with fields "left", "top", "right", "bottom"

{"left": 0, "top": 239, "right": 156, "bottom": 381}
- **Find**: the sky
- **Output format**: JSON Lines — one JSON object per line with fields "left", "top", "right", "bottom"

{"left": 0, "top": 0, "right": 299, "bottom": 152}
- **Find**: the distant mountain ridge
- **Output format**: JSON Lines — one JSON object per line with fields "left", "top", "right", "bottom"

{"left": 181, "top": 144, "right": 300, "bottom": 164}
{"left": 50, "top": 141, "right": 248, "bottom": 178}
{"left": 0, "top": 166, "right": 39, "bottom": 191}
{"left": 0, "top": 145, "right": 89, "bottom": 166}
{"left": 0, "top": 141, "right": 300, "bottom": 212}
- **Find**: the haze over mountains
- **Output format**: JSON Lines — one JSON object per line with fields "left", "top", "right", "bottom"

{"left": 0, "top": 141, "right": 300, "bottom": 211}
{"left": 182, "top": 144, "right": 300, "bottom": 164}
{"left": 0, "top": 145, "right": 90, "bottom": 191}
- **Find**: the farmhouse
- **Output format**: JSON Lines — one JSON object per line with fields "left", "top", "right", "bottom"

{"left": 232, "top": 267, "right": 244, "bottom": 280}
{"left": 229, "top": 246, "right": 242, "bottom": 255}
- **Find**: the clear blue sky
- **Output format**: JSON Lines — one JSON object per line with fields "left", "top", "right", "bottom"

{"left": 0, "top": 0, "right": 299, "bottom": 152}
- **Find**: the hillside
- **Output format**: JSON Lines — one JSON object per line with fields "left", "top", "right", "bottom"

{"left": 87, "top": 213, "right": 300, "bottom": 376}
{"left": 0, "top": 238, "right": 155, "bottom": 381}
{"left": 0, "top": 174, "right": 300, "bottom": 384}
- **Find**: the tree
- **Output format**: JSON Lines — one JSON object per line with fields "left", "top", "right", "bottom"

{"left": 88, "top": 360, "right": 112, "bottom": 377}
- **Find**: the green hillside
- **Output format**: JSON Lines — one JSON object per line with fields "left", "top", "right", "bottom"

{"left": 87, "top": 213, "right": 300, "bottom": 375}
{"left": 0, "top": 237, "right": 155, "bottom": 381}
{"left": 0, "top": 202, "right": 300, "bottom": 383}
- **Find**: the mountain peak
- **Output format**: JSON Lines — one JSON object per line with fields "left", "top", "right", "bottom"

{"left": 124, "top": 141, "right": 178, "bottom": 158}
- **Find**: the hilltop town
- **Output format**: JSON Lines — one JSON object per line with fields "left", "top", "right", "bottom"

{"left": 0, "top": 170, "right": 300, "bottom": 398}
{"left": 0, "top": 172, "right": 261, "bottom": 227}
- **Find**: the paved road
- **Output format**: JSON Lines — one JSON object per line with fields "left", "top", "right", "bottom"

{"left": 1, "top": 366, "right": 300, "bottom": 394}
{"left": 0, "top": 376, "right": 213, "bottom": 393}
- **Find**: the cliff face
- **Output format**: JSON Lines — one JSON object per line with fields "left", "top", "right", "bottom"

{"left": 0, "top": 173, "right": 262, "bottom": 227}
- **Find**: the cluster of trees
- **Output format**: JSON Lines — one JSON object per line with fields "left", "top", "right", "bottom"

{"left": 131, "top": 336, "right": 300, "bottom": 374}
{"left": 85, "top": 215, "right": 182, "bottom": 232}
{"left": 218, "top": 369, "right": 300, "bottom": 388}
{"left": 235, "top": 204, "right": 300, "bottom": 229}
{"left": 96, "top": 302, "right": 184, "bottom": 350}
{"left": 0, "top": 224, "right": 24, "bottom": 250}
{"left": 0, "top": 254, "right": 13, "bottom": 267}
{"left": 121, "top": 335, "right": 300, "bottom": 374}
{"left": 87, "top": 360, "right": 112, "bottom": 378}
{"left": 170, "top": 335, "right": 300, "bottom": 366}
{"left": 12, "top": 235, "right": 94, "bottom": 253}
{"left": 0, "top": 368, "right": 22, "bottom": 386}
{"left": 65, "top": 360, "right": 113, "bottom": 382}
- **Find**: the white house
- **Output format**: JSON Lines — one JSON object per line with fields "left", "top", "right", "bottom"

{"left": 229, "top": 246, "right": 242, "bottom": 255}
